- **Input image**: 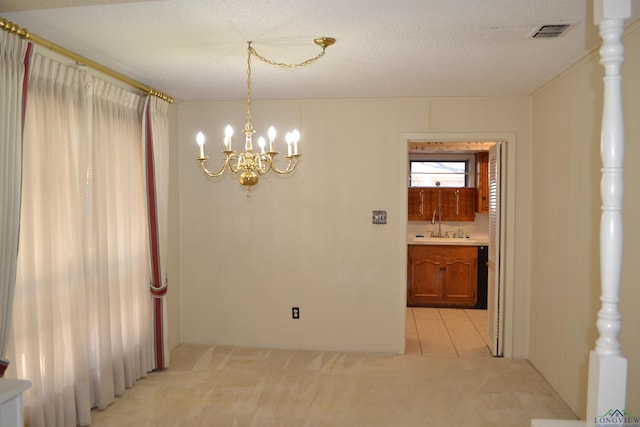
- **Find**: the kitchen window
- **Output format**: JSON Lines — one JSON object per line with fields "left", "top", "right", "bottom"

{"left": 409, "top": 159, "right": 471, "bottom": 187}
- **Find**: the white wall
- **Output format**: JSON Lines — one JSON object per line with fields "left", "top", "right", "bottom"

{"left": 175, "top": 96, "right": 532, "bottom": 356}
{"left": 167, "top": 103, "right": 182, "bottom": 350}
{"left": 529, "top": 21, "right": 640, "bottom": 418}
{"left": 167, "top": 21, "right": 640, "bottom": 419}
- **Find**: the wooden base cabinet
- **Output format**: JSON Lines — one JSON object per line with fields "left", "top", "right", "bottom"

{"left": 407, "top": 245, "right": 478, "bottom": 308}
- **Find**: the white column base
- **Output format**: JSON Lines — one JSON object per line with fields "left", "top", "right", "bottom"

{"left": 586, "top": 350, "right": 627, "bottom": 427}
{"left": 531, "top": 421, "right": 585, "bottom": 427}
{"left": 0, "top": 378, "right": 31, "bottom": 427}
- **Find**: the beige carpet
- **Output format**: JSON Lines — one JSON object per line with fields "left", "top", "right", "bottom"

{"left": 90, "top": 344, "right": 577, "bottom": 426}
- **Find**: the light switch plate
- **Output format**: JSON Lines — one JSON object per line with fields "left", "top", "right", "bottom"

{"left": 372, "top": 210, "right": 387, "bottom": 224}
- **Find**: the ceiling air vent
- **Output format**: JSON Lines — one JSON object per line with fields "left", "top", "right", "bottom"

{"left": 531, "top": 24, "right": 571, "bottom": 39}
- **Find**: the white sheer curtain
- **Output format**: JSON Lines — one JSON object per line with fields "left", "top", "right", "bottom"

{"left": 0, "top": 30, "right": 29, "bottom": 372}
{"left": 6, "top": 53, "right": 154, "bottom": 427}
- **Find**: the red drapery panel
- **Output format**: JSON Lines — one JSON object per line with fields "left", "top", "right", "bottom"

{"left": 143, "top": 98, "right": 169, "bottom": 369}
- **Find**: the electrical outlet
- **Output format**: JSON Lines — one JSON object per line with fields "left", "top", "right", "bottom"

{"left": 292, "top": 307, "right": 300, "bottom": 319}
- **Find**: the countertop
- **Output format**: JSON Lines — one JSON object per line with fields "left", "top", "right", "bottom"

{"left": 407, "top": 235, "right": 489, "bottom": 246}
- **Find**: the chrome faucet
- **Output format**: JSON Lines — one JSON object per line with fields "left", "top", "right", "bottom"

{"left": 431, "top": 182, "right": 446, "bottom": 238}
{"left": 431, "top": 206, "right": 444, "bottom": 237}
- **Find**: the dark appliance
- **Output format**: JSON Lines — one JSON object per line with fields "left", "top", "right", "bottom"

{"left": 476, "top": 246, "right": 488, "bottom": 309}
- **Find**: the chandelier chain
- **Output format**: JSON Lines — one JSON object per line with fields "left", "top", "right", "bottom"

{"left": 246, "top": 43, "right": 253, "bottom": 128}
{"left": 246, "top": 42, "right": 328, "bottom": 128}
{"left": 249, "top": 45, "right": 328, "bottom": 69}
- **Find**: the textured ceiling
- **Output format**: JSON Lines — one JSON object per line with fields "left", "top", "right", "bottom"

{"left": 0, "top": 0, "right": 615, "bottom": 102}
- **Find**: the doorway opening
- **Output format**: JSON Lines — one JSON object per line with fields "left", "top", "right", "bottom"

{"left": 400, "top": 133, "right": 515, "bottom": 358}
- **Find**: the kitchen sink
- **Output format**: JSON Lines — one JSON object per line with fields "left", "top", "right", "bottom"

{"left": 409, "top": 235, "right": 489, "bottom": 245}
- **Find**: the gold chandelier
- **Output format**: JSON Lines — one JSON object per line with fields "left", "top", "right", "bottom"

{"left": 196, "top": 37, "right": 336, "bottom": 190}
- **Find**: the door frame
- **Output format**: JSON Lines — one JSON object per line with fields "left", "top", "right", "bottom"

{"left": 399, "top": 132, "right": 517, "bottom": 358}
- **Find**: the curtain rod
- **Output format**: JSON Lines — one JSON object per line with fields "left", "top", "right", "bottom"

{"left": 0, "top": 16, "right": 174, "bottom": 104}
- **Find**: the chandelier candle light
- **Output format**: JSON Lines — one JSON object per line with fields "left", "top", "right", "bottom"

{"left": 196, "top": 37, "right": 336, "bottom": 191}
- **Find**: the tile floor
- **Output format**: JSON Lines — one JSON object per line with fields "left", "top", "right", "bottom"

{"left": 406, "top": 307, "right": 491, "bottom": 357}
